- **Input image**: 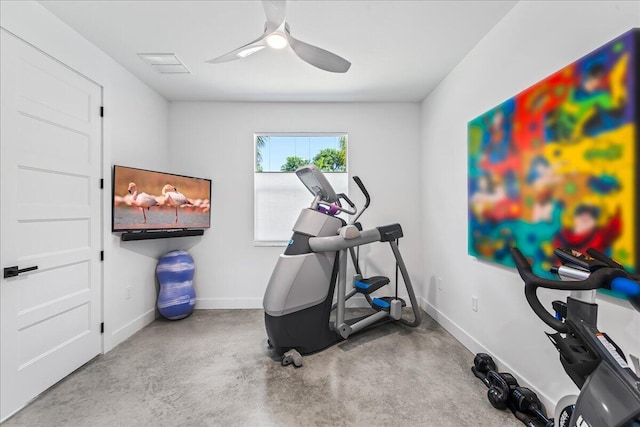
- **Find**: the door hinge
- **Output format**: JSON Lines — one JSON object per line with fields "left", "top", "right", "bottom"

{"left": 100, "top": 250, "right": 104, "bottom": 261}
{"left": 100, "top": 322, "right": 104, "bottom": 333}
{"left": 100, "top": 106, "right": 104, "bottom": 117}
{"left": 100, "top": 178, "right": 104, "bottom": 189}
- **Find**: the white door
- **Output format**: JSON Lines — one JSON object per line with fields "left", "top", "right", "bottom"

{"left": 0, "top": 30, "right": 102, "bottom": 421}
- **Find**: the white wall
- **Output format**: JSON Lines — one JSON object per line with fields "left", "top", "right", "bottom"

{"left": 168, "top": 102, "right": 423, "bottom": 308}
{"left": 0, "top": 1, "right": 171, "bottom": 352}
{"left": 420, "top": 0, "right": 640, "bottom": 411}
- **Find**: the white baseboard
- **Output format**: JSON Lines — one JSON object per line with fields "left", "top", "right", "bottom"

{"left": 105, "top": 308, "right": 156, "bottom": 353}
{"left": 419, "top": 297, "right": 556, "bottom": 414}
{"left": 195, "top": 298, "right": 263, "bottom": 309}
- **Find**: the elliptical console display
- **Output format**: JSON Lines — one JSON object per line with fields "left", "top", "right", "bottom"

{"left": 510, "top": 247, "right": 640, "bottom": 427}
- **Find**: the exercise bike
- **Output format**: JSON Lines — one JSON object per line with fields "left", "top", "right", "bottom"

{"left": 510, "top": 246, "right": 640, "bottom": 427}
{"left": 263, "top": 165, "right": 421, "bottom": 366}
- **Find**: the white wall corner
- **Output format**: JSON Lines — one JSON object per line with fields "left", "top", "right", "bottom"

{"left": 104, "top": 308, "right": 157, "bottom": 353}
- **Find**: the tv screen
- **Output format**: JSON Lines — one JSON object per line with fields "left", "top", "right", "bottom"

{"left": 112, "top": 165, "right": 211, "bottom": 232}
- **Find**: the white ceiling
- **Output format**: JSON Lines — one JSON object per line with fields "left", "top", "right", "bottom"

{"left": 40, "top": 0, "right": 517, "bottom": 102}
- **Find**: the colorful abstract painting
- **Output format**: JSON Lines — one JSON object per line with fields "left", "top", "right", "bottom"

{"left": 468, "top": 29, "right": 639, "bottom": 277}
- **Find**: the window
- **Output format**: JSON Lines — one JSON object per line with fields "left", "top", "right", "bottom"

{"left": 254, "top": 133, "right": 348, "bottom": 245}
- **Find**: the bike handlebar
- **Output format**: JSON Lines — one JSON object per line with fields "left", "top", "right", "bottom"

{"left": 586, "top": 248, "right": 625, "bottom": 269}
{"left": 611, "top": 277, "right": 640, "bottom": 297}
{"left": 509, "top": 247, "right": 636, "bottom": 332}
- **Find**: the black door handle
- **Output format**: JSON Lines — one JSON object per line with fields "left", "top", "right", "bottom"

{"left": 3, "top": 265, "right": 38, "bottom": 279}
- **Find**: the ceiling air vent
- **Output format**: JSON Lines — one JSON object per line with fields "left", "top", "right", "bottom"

{"left": 137, "top": 53, "right": 190, "bottom": 74}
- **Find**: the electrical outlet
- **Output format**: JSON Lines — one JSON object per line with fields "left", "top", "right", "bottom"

{"left": 472, "top": 296, "right": 479, "bottom": 312}
{"left": 125, "top": 286, "right": 131, "bottom": 300}
{"left": 436, "top": 276, "right": 443, "bottom": 291}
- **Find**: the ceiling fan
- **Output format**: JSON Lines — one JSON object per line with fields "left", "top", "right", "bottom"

{"left": 205, "top": 0, "right": 351, "bottom": 73}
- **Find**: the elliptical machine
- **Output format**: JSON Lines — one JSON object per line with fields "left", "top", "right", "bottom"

{"left": 510, "top": 246, "right": 640, "bottom": 427}
{"left": 263, "top": 165, "right": 421, "bottom": 365}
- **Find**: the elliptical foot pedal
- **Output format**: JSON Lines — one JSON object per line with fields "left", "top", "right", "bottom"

{"left": 372, "top": 296, "right": 406, "bottom": 312}
{"left": 354, "top": 276, "right": 390, "bottom": 294}
{"left": 282, "top": 349, "right": 303, "bottom": 368}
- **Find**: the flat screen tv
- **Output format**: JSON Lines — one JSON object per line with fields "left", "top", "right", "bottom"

{"left": 112, "top": 165, "right": 211, "bottom": 232}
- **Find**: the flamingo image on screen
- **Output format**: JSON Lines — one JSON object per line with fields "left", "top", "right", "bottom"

{"left": 112, "top": 165, "right": 211, "bottom": 231}
{"left": 127, "top": 182, "right": 158, "bottom": 223}
{"left": 162, "top": 184, "right": 194, "bottom": 224}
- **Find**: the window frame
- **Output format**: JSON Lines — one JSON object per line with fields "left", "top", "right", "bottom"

{"left": 253, "top": 132, "right": 349, "bottom": 246}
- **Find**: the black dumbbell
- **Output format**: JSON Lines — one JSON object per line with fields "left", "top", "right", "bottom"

{"left": 487, "top": 371, "right": 519, "bottom": 410}
{"left": 510, "top": 387, "right": 553, "bottom": 427}
{"left": 471, "top": 353, "right": 497, "bottom": 387}
{"left": 474, "top": 353, "right": 497, "bottom": 373}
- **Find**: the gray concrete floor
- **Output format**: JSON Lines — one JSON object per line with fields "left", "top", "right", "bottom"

{"left": 5, "top": 309, "right": 518, "bottom": 426}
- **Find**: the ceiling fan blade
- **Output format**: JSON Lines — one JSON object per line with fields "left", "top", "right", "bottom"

{"left": 262, "top": 0, "right": 286, "bottom": 28}
{"left": 287, "top": 35, "right": 351, "bottom": 73}
{"left": 205, "top": 33, "right": 268, "bottom": 64}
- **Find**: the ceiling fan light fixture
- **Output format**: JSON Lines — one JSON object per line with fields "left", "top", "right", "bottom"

{"left": 238, "top": 46, "right": 267, "bottom": 58}
{"left": 266, "top": 33, "right": 288, "bottom": 49}
{"left": 205, "top": 0, "right": 351, "bottom": 72}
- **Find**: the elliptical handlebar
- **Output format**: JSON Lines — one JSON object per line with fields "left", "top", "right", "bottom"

{"left": 352, "top": 176, "right": 370, "bottom": 209}
{"left": 509, "top": 247, "right": 638, "bottom": 332}
{"left": 351, "top": 175, "right": 371, "bottom": 225}
{"left": 338, "top": 193, "right": 355, "bottom": 209}
{"left": 334, "top": 193, "right": 357, "bottom": 216}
